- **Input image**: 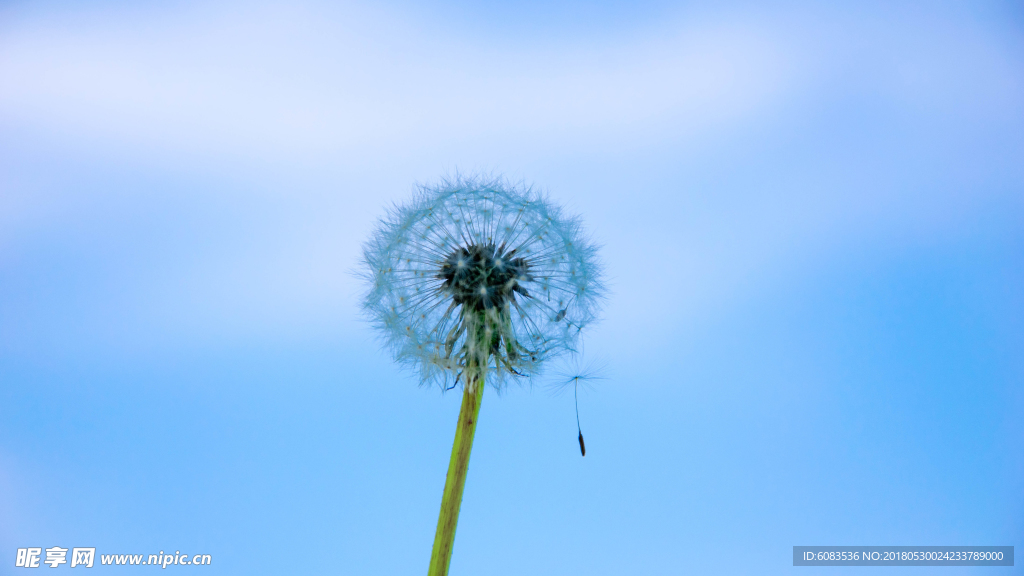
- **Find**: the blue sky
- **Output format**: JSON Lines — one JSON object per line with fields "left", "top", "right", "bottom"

{"left": 1, "top": 0, "right": 1022, "bottom": 574}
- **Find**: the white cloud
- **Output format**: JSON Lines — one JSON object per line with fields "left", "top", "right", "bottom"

{"left": 0, "top": 1, "right": 792, "bottom": 164}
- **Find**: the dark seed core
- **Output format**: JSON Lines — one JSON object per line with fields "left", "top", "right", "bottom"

{"left": 438, "top": 243, "right": 531, "bottom": 312}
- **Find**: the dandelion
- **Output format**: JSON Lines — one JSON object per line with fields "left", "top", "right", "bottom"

{"left": 361, "top": 175, "right": 604, "bottom": 576}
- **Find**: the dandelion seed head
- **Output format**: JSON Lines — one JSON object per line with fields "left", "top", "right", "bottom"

{"left": 361, "top": 175, "right": 604, "bottom": 391}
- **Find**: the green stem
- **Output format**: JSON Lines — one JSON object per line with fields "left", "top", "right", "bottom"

{"left": 427, "top": 377, "right": 485, "bottom": 576}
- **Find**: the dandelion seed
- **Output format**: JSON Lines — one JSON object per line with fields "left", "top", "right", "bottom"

{"left": 361, "top": 175, "right": 604, "bottom": 576}
{"left": 550, "top": 358, "right": 608, "bottom": 457}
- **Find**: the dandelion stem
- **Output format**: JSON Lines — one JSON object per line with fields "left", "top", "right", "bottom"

{"left": 428, "top": 376, "right": 485, "bottom": 576}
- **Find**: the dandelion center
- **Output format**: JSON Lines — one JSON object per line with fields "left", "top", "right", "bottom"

{"left": 438, "top": 243, "right": 531, "bottom": 313}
